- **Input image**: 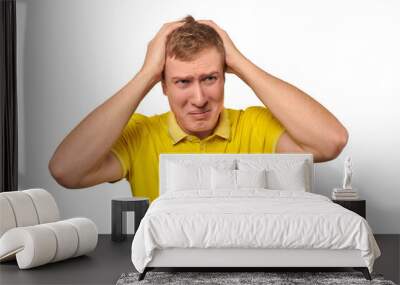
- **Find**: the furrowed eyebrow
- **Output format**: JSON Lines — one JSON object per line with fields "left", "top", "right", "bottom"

{"left": 171, "top": 71, "right": 219, "bottom": 81}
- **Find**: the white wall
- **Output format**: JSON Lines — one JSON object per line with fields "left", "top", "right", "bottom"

{"left": 16, "top": 0, "right": 400, "bottom": 234}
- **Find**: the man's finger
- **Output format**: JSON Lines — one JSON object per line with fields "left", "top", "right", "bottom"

{"left": 198, "top": 20, "right": 225, "bottom": 34}
{"left": 198, "top": 20, "right": 213, "bottom": 25}
{"left": 198, "top": 20, "right": 219, "bottom": 29}
{"left": 160, "top": 22, "right": 184, "bottom": 36}
{"left": 164, "top": 21, "right": 185, "bottom": 30}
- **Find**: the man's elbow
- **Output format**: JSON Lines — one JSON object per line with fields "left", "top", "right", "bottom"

{"left": 322, "top": 127, "right": 349, "bottom": 161}
{"left": 48, "top": 160, "right": 79, "bottom": 189}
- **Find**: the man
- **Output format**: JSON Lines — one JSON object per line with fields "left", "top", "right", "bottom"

{"left": 49, "top": 16, "right": 348, "bottom": 202}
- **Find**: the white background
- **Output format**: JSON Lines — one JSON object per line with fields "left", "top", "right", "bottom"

{"left": 16, "top": 0, "right": 400, "bottom": 233}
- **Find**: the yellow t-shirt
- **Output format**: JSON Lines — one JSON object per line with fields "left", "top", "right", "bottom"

{"left": 109, "top": 106, "right": 285, "bottom": 202}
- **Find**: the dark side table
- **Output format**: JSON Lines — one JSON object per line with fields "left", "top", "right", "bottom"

{"left": 111, "top": 197, "right": 149, "bottom": 242}
{"left": 332, "top": 199, "right": 366, "bottom": 219}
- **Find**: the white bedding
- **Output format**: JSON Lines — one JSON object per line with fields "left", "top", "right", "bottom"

{"left": 131, "top": 189, "right": 381, "bottom": 273}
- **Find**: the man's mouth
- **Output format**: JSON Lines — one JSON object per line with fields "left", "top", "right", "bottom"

{"left": 188, "top": 110, "right": 211, "bottom": 119}
{"left": 189, "top": 110, "right": 210, "bottom": 115}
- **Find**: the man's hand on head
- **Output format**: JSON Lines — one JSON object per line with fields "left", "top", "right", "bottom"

{"left": 140, "top": 21, "right": 185, "bottom": 84}
{"left": 197, "top": 20, "right": 246, "bottom": 75}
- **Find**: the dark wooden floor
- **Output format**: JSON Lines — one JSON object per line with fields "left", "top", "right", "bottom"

{"left": 0, "top": 234, "right": 398, "bottom": 285}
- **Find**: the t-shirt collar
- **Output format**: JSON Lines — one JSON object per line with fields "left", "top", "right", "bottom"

{"left": 168, "top": 108, "right": 231, "bottom": 145}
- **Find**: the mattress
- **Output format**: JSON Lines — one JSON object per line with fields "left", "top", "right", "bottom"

{"left": 131, "top": 189, "right": 381, "bottom": 273}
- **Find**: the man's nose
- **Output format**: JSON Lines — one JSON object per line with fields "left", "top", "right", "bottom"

{"left": 192, "top": 82, "right": 207, "bottom": 107}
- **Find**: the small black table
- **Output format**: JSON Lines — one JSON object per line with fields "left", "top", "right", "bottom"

{"left": 332, "top": 199, "right": 366, "bottom": 219}
{"left": 111, "top": 197, "right": 149, "bottom": 241}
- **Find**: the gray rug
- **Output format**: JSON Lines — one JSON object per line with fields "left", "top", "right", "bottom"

{"left": 116, "top": 271, "right": 396, "bottom": 285}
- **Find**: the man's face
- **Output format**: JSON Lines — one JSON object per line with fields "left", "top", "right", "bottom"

{"left": 162, "top": 47, "right": 225, "bottom": 140}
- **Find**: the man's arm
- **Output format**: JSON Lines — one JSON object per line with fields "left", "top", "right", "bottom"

{"left": 49, "top": 21, "right": 185, "bottom": 188}
{"left": 48, "top": 70, "right": 157, "bottom": 188}
{"left": 232, "top": 57, "right": 348, "bottom": 162}
{"left": 198, "top": 20, "right": 348, "bottom": 162}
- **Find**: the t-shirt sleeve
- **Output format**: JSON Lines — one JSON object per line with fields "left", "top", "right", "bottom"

{"left": 242, "top": 106, "right": 286, "bottom": 153}
{"left": 108, "top": 113, "right": 147, "bottom": 183}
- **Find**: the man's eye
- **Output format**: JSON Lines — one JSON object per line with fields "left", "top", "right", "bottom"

{"left": 205, "top": 76, "right": 216, "bottom": 81}
{"left": 176, "top": 80, "right": 189, "bottom": 84}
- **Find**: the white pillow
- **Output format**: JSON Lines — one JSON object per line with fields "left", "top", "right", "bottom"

{"left": 211, "top": 168, "right": 236, "bottom": 190}
{"left": 211, "top": 168, "right": 268, "bottom": 190}
{"left": 266, "top": 165, "right": 307, "bottom": 191}
{"left": 238, "top": 159, "right": 308, "bottom": 191}
{"left": 237, "top": 169, "right": 267, "bottom": 188}
{"left": 166, "top": 159, "right": 236, "bottom": 192}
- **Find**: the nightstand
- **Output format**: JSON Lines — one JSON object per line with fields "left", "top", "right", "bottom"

{"left": 332, "top": 199, "right": 366, "bottom": 219}
{"left": 111, "top": 197, "right": 149, "bottom": 242}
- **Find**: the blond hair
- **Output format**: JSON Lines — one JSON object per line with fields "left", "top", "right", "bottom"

{"left": 162, "top": 15, "right": 226, "bottom": 80}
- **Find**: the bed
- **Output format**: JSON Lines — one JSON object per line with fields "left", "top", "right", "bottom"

{"left": 130, "top": 153, "right": 381, "bottom": 281}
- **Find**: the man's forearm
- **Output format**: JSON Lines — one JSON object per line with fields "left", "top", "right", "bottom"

{"left": 49, "top": 70, "right": 157, "bottom": 186}
{"left": 232, "top": 56, "right": 348, "bottom": 154}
